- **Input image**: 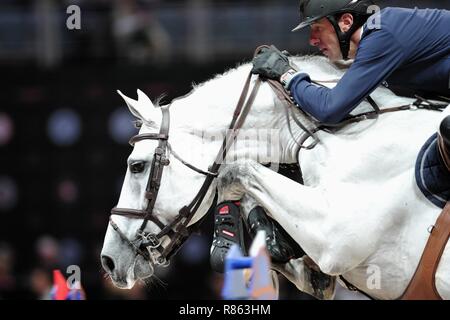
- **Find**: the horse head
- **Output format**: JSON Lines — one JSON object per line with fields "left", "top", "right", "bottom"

{"left": 102, "top": 90, "right": 211, "bottom": 282}
{"left": 100, "top": 61, "right": 311, "bottom": 288}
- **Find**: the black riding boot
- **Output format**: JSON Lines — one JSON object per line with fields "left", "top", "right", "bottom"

{"left": 247, "top": 206, "right": 305, "bottom": 263}
{"left": 439, "top": 115, "right": 450, "bottom": 170}
{"left": 440, "top": 115, "right": 450, "bottom": 148}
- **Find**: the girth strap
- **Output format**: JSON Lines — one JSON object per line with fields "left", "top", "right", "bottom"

{"left": 401, "top": 202, "right": 450, "bottom": 300}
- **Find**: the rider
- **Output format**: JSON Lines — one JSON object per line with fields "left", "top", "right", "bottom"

{"left": 210, "top": 1, "right": 450, "bottom": 269}
{"left": 251, "top": 0, "right": 450, "bottom": 125}
{"left": 252, "top": 0, "right": 450, "bottom": 173}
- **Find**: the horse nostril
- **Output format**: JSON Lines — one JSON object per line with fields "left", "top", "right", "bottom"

{"left": 101, "top": 255, "right": 115, "bottom": 274}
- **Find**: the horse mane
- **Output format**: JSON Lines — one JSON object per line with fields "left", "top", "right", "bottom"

{"left": 175, "top": 54, "right": 414, "bottom": 126}
{"left": 193, "top": 54, "right": 344, "bottom": 92}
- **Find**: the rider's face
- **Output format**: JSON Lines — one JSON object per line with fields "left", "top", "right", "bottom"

{"left": 309, "top": 18, "right": 342, "bottom": 61}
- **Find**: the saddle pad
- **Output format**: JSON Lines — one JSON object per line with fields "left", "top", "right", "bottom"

{"left": 415, "top": 133, "right": 450, "bottom": 208}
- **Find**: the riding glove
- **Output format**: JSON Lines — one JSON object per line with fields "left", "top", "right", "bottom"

{"left": 251, "top": 45, "right": 296, "bottom": 81}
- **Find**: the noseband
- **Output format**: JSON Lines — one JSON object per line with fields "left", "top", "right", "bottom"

{"left": 109, "top": 72, "right": 263, "bottom": 266}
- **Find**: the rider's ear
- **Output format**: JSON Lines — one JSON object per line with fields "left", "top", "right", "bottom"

{"left": 117, "top": 89, "right": 162, "bottom": 126}
{"left": 338, "top": 13, "right": 354, "bottom": 32}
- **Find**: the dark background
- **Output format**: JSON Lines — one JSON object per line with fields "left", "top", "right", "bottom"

{"left": 0, "top": 0, "right": 449, "bottom": 300}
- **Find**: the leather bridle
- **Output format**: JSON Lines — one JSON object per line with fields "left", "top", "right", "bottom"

{"left": 109, "top": 72, "right": 264, "bottom": 267}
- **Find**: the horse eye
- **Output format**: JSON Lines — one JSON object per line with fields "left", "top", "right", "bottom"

{"left": 130, "top": 161, "right": 146, "bottom": 173}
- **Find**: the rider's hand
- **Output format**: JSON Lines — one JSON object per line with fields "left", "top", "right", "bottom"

{"left": 251, "top": 45, "right": 295, "bottom": 81}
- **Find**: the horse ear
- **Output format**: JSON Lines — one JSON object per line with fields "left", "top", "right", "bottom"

{"left": 117, "top": 89, "right": 161, "bottom": 125}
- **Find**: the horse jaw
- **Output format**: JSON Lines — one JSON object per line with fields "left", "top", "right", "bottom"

{"left": 101, "top": 218, "right": 155, "bottom": 289}
{"left": 117, "top": 89, "right": 162, "bottom": 126}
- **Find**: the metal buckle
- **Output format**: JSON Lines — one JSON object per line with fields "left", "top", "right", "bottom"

{"left": 409, "top": 103, "right": 419, "bottom": 111}
{"left": 138, "top": 231, "right": 161, "bottom": 248}
{"left": 161, "top": 157, "right": 170, "bottom": 166}
{"left": 156, "top": 256, "right": 170, "bottom": 267}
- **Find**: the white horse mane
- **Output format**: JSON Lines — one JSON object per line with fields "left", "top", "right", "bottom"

{"left": 178, "top": 54, "right": 415, "bottom": 122}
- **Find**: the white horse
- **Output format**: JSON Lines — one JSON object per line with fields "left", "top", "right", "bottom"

{"left": 101, "top": 55, "right": 450, "bottom": 299}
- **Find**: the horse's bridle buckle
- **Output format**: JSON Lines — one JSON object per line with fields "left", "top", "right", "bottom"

{"left": 137, "top": 231, "right": 161, "bottom": 248}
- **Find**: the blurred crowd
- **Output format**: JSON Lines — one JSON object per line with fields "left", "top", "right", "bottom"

{"left": 1, "top": 0, "right": 447, "bottom": 69}
{"left": 0, "top": 233, "right": 323, "bottom": 300}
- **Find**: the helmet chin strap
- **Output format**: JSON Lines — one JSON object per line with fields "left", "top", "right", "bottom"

{"left": 326, "top": 14, "right": 366, "bottom": 60}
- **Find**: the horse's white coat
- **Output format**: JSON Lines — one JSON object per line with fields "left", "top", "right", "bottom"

{"left": 101, "top": 56, "right": 449, "bottom": 299}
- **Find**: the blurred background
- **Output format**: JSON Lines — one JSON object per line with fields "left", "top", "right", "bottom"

{"left": 0, "top": 0, "right": 449, "bottom": 300}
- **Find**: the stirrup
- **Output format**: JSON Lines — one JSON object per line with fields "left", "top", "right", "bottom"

{"left": 247, "top": 206, "right": 305, "bottom": 263}
{"left": 210, "top": 201, "right": 246, "bottom": 273}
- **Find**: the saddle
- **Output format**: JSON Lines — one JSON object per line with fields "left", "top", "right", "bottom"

{"left": 403, "top": 116, "right": 450, "bottom": 299}
{"left": 415, "top": 132, "right": 450, "bottom": 208}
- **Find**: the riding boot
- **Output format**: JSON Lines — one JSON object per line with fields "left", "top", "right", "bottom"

{"left": 210, "top": 201, "right": 246, "bottom": 273}
{"left": 247, "top": 206, "right": 305, "bottom": 263}
{"left": 438, "top": 115, "right": 450, "bottom": 172}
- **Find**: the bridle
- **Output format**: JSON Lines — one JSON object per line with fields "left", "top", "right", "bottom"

{"left": 109, "top": 71, "right": 266, "bottom": 267}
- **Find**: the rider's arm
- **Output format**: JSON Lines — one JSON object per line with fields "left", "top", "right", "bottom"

{"left": 287, "top": 29, "right": 406, "bottom": 124}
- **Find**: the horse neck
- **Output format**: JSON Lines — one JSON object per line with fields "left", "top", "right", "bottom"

{"left": 168, "top": 56, "right": 338, "bottom": 131}
{"left": 167, "top": 56, "right": 415, "bottom": 165}
{"left": 169, "top": 67, "right": 302, "bottom": 164}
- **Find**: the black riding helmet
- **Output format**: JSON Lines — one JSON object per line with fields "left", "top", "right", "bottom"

{"left": 292, "top": 0, "right": 375, "bottom": 60}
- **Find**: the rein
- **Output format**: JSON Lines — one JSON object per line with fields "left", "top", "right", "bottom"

{"left": 268, "top": 74, "right": 447, "bottom": 155}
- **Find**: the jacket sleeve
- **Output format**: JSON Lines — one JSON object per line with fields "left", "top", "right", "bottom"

{"left": 288, "top": 29, "right": 407, "bottom": 124}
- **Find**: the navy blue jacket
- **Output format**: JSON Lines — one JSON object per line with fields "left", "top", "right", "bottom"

{"left": 288, "top": 7, "right": 450, "bottom": 124}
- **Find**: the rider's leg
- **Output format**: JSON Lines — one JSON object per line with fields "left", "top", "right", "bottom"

{"left": 438, "top": 115, "right": 450, "bottom": 171}
{"left": 439, "top": 115, "right": 450, "bottom": 148}
{"left": 240, "top": 193, "right": 336, "bottom": 300}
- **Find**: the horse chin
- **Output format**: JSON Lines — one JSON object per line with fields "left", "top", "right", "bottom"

{"left": 133, "top": 255, "right": 154, "bottom": 281}
{"left": 111, "top": 278, "right": 135, "bottom": 290}
{"left": 108, "top": 256, "right": 154, "bottom": 289}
